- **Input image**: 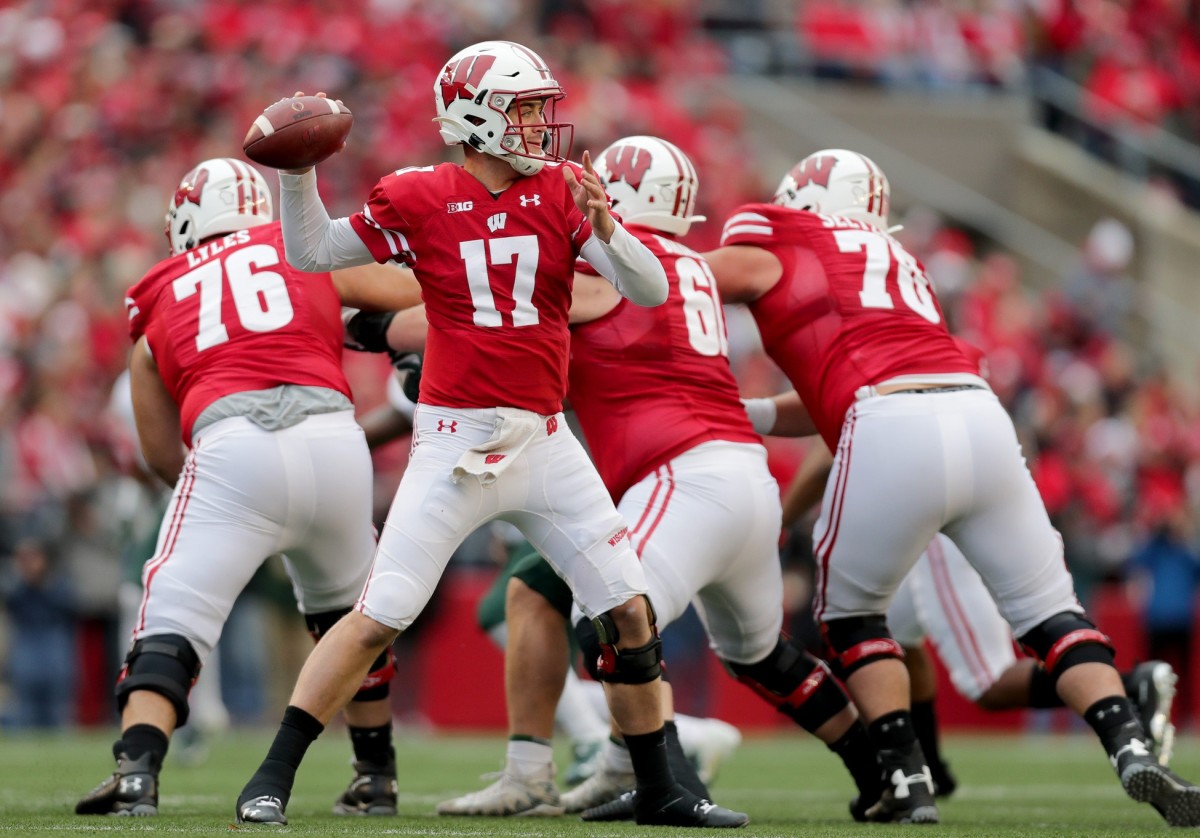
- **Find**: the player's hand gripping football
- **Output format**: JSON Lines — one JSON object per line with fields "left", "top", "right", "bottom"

{"left": 565, "top": 150, "right": 615, "bottom": 243}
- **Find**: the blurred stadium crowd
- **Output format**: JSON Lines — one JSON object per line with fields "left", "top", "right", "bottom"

{"left": 2, "top": 0, "right": 1199, "bottom": 732}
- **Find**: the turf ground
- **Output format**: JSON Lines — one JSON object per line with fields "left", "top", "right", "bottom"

{"left": 1, "top": 729, "right": 1195, "bottom": 836}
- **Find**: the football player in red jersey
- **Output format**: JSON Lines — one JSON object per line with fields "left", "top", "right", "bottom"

{"left": 234, "top": 42, "right": 746, "bottom": 828}
{"left": 434, "top": 136, "right": 886, "bottom": 822}
{"left": 75, "top": 158, "right": 402, "bottom": 817}
{"left": 705, "top": 149, "right": 1200, "bottom": 826}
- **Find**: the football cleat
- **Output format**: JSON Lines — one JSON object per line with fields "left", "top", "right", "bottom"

{"left": 333, "top": 758, "right": 398, "bottom": 815}
{"left": 75, "top": 751, "right": 159, "bottom": 816}
{"left": 236, "top": 794, "right": 288, "bottom": 825}
{"left": 560, "top": 761, "right": 635, "bottom": 812}
{"left": 635, "top": 785, "right": 749, "bottom": 828}
{"left": 1125, "top": 661, "right": 1177, "bottom": 766}
{"left": 564, "top": 739, "right": 604, "bottom": 787}
{"left": 688, "top": 718, "right": 743, "bottom": 786}
{"left": 581, "top": 789, "right": 636, "bottom": 822}
{"left": 1115, "top": 739, "right": 1200, "bottom": 827}
{"left": 865, "top": 745, "right": 939, "bottom": 824}
{"left": 436, "top": 767, "right": 564, "bottom": 817}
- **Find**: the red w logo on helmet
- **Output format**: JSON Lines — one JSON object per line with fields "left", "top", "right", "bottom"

{"left": 440, "top": 54, "right": 498, "bottom": 109}
{"left": 174, "top": 167, "right": 209, "bottom": 208}
{"left": 602, "top": 145, "right": 653, "bottom": 191}
{"left": 789, "top": 155, "right": 838, "bottom": 189}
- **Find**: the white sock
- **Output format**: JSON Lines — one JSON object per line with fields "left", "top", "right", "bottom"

{"left": 555, "top": 669, "right": 610, "bottom": 744}
{"left": 507, "top": 739, "right": 553, "bottom": 778}
{"left": 601, "top": 737, "right": 633, "bottom": 774}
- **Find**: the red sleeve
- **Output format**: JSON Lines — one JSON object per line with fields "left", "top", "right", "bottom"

{"left": 348, "top": 175, "right": 418, "bottom": 265}
{"left": 125, "top": 281, "right": 149, "bottom": 343}
{"left": 719, "top": 206, "right": 776, "bottom": 247}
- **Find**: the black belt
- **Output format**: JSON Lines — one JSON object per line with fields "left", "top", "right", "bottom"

{"left": 890, "top": 384, "right": 986, "bottom": 395}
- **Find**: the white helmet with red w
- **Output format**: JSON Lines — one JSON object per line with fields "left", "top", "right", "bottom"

{"left": 165, "top": 158, "right": 272, "bottom": 255}
{"left": 433, "top": 40, "right": 572, "bottom": 177}
{"left": 773, "top": 149, "right": 890, "bottom": 231}
{"left": 593, "top": 135, "right": 707, "bottom": 237}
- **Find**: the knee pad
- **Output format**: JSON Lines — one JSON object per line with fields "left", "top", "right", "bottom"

{"left": 725, "top": 635, "right": 850, "bottom": 734}
{"left": 115, "top": 634, "right": 201, "bottom": 727}
{"left": 1018, "top": 611, "right": 1114, "bottom": 680}
{"left": 305, "top": 608, "right": 395, "bottom": 702}
{"left": 821, "top": 615, "right": 905, "bottom": 679}
{"left": 588, "top": 597, "right": 663, "bottom": 685}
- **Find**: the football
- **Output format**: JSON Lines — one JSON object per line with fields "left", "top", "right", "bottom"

{"left": 243, "top": 95, "right": 353, "bottom": 170}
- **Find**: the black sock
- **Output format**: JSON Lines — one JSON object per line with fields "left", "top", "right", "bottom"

{"left": 664, "top": 721, "right": 708, "bottom": 798}
{"left": 349, "top": 724, "right": 394, "bottom": 768}
{"left": 239, "top": 705, "right": 325, "bottom": 807}
{"left": 910, "top": 700, "right": 945, "bottom": 769}
{"left": 1083, "top": 696, "right": 1141, "bottom": 756}
{"left": 118, "top": 724, "right": 169, "bottom": 769}
{"left": 624, "top": 726, "right": 675, "bottom": 799}
{"left": 1029, "top": 665, "right": 1064, "bottom": 708}
{"left": 828, "top": 720, "right": 883, "bottom": 799}
{"left": 867, "top": 710, "right": 917, "bottom": 750}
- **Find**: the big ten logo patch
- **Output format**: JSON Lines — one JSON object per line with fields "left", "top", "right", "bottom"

{"left": 446, "top": 200, "right": 474, "bottom": 213}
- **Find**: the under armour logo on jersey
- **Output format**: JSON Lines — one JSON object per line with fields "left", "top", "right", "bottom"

{"left": 437, "top": 420, "right": 458, "bottom": 433}
{"left": 546, "top": 416, "right": 558, "bottom": 435}
{"left": 519, "top": 194, "right": 541, "bottom": 207}
{"left": 487, "top": 213, "right": 507, "bottom": 232}
{"left": 447, "top": 200, "right": 474, "bottom": 213}
{"left": 119, "top": 776, "right": 144, "bottom": 794}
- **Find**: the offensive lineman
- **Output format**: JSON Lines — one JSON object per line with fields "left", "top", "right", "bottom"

{"left": 76, "top": 158, "right": 399, "bottom": 816}
{"left": 703, "top": 148, "right": 1200, "bottom": 826}
{"left": 234, "top": 42, "right": 746, "bottom": 828}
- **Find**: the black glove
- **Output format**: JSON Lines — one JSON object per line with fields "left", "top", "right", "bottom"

{"left": 388, "top": 351, "right": 422, "bottom": 403}
{"left": 342, "top": 308, "right": 396, "bottom": 353}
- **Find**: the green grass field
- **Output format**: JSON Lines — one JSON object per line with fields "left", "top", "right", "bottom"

{"left": 1, "top": 729, "right": 1195, "bottom": 836}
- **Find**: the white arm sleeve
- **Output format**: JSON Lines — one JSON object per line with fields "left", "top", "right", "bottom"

{"left": 579, "top": 222, "right": 669, "bottom": 307}
{"left": 278, "top": 170, "right": 375, "bottom": 272}
{"left": 741, "top": 397, "right": 777, "bottom": 435}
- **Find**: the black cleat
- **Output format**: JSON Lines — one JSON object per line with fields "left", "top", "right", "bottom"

{"left": 1115, "top": 738, "right": 1200, "bottom": 827}
{"left": 75, "top": 752, "right": 159, "bottom": 816}
{"left": 236, "top": 793, "right": 288, "bottom": 825}
{"left": 1125, "top": 661, "right": 1177, "bottom": 766}
{"left": 333, "top": 758, "right": 398, "bottom": 815}
{"left": 635, "top": 785, "right": 749, "bottom": 828}
{"left": 865, "top": 745, "right": 939, "bottom": 824}
{"left": 581, "top": 789, "right": 637, "bottom": 821}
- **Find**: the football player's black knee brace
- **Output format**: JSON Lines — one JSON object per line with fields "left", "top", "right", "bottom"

{"left": 115, "top": 634, "right": 201, "bottom": 726}
{"left": 821, "top": 615, "right": 905, "bottom": 680}
{"left": 305, "top": 608, "right": 396, "bottom": 702}
{"left": 580, "top": 597, "right": 663, "bottom": 685}
{"left": 725, "top": 635, "right": 850, "bottom": 734}
{"left": 1018, "top": 611, "right": 1114, "bottom": 683}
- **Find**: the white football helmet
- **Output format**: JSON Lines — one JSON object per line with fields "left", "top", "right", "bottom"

{"left": 593, "top": 136, "right": 706, "bottom": 237}
{"left": 433, "top": 40, "right": 572, "bottom": 176}
{"left": 773, "top": 149, "right": 890, "bottom": 231}
{"left": 165, "top": 158, "right": 272, "bottom": 255}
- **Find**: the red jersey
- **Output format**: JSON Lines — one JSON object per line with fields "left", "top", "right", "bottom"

{"left": 568, "top": 226, "right": 760, "bottom": 501}
{"left": 349, "top": 161, "right": 594, "bottom": 415}
{"left": 126, "top": 222, "right": 349, "bottom": 442}
{"left": 720, "top": 204, "right": 978, "bottom": 449}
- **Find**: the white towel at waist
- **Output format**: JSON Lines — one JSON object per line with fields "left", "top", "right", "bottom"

{"left": 451, "top": 407, "right": 543, "bottom": 487}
